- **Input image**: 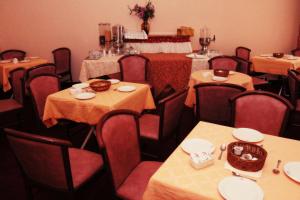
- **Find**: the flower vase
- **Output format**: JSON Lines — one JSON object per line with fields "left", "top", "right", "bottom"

{"left": 141, "top": 20, "right": 150, "bottom": 35}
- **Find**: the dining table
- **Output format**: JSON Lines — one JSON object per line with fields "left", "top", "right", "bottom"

{"left": 42, "top": 80, "right": 155, "bottom": 148}
{"left": 251, "top": 55, "right": 300, "bottom": 75}
{"left": 0, "top": 57, "right": 47, "bottom": 92}
{"left": 185, "top": 70, "right": 254, "bottom": 107}
{"left": 143, "top": 121, "right": 300, "bottom": 200}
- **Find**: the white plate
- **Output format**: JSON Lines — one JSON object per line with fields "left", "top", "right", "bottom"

{"left": 20, "top": 59, "right": 30, "bottom": 63}
{"left": 0, "top": 60, "right": 11, "bottom": 63}
{"left": 181, "top": 138, "right": 215, "bottom": 154}
{"left": 186, "top": 53, "right": 207, "bottom": 59}
{"left": 212, "top": 76, "right": 228, "bottom": 82}
{"left": 284, "top": 162, "right": 300, "bottom": 183}
{"left": 218, "top": 176, "right": 264, "bottom": 200}
{"left": 108, "top": 79, "right": 120, "bottom": 84}
{"left": 260, "top": 54, "right": 272, "bottom": 57}
{"left": 72, "top": 83, "right": 89, "bottom": 89}
{"left": 232, "top": 128, "right": 264, "bottom": 143}
{"left": 286, "top": 57, "right": 298, "bottom": 60}
{"left": 28, "top": 56, "right": 39, "bottom": 59}
{"left": 117, "top": 85, "right": 136, "bottom": 92}
{"left": 74, "top": 92, "right": 96, "bottom": 100}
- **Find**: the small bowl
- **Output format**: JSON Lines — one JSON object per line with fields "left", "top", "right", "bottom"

{"left": 213, "top": 69, "right": 229, "bottom": 77}
{"left": 273, "top": 53, "right": 284, "bottom": 58}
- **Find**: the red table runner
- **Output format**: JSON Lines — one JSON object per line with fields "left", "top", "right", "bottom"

{"left": 142, "top": 53, "right": 192, "bottom": 95}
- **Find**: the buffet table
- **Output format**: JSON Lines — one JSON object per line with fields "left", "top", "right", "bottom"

{"left": 124, "top": 35, "right": 192, "bottom": 53}
{"left": 143, "top": 121, "right": 300, "bottom": 200}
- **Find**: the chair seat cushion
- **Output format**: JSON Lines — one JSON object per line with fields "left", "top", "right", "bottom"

{"left": 117, "top": 161, "right": 162, "bottom": 200}
{"left": 139, "top": 114, "right": 160, "bottom": 140}
{"left": 0, "top": 99, "right": 22, "bottom": 113}
{"left": 69, "top": 148, "right": 103, "bottom": 189}
{"left": 252, "top": 77, "right": 268, "bottom": 85}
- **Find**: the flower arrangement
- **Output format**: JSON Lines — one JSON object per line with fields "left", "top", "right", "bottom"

{"left": 129, "top": 1, "right": 155, "bottom": 22}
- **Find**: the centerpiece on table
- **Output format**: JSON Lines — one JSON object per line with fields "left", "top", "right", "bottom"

{"left": 129, "top": 1, "right": 155, "bottom": 35}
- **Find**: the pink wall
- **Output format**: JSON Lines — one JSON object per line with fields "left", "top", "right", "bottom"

{"left": 1, "top": 0, "right": 299, "bottom": 81}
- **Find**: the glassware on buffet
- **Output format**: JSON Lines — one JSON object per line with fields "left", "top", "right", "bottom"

{"left": 199, "top": 26, "right": 216, "bottom": 55}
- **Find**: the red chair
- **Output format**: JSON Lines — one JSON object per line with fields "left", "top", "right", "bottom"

{"left": 230, "top": 91, "right": 293, "bottom": 136}
{"left": 96, "top": 110, "right": 161, "bottom": 200}
{"left": 194, "top": 83, "right": 245, "bottom": 126}
{"left": 235, "top": 46, "right": 251, "bottom": 61}
{"left": 0, "top": 49, "right": 26, "bottom": 60}
{"left": 118, "top": 54, "right": 149, "bottom": 83}
{"left": 234, "top": 56, "right": 269, "bottom": 90}
{"left": 52, "top": 47, "right": 73, "bottom": 83}
{"left": 5, "top": 128, "right": 103, "bottom": 199}
{"left": 208, "top": 56, "right": 239, "bottom": 71}
{"left": 139, "top": 88, "right": 188, "bottom": 157}
{"left": 0, "top": 68, "right": 25, "bottom": 126}
{"left": 291, "top": 48, "right": 300, "bottom": 57}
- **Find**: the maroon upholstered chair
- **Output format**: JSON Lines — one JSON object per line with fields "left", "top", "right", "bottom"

{"left": 291, "top": 48, "right": 300, "bottom": 56}
{"left": 52, "top": 47, "right": 72, "bottom": 82}
{"left": 194, "top": 83, "right": 245, "bottom": 126}
{"left": 0, "top": 68, "right": 25, "bottom": 126}
{"left": 234, "top": 56, "right": 268, "bottom": 89}
{"left": 5, "top": 128, "right": 103, "bottom": 199}
{"left": 96, "top": 110, "right": 161, "bottom": 200}
{"left": 118, "top": 54, "right": 149, "bottom": 83}
{"left": 208, "top": 56, "right": 239, "bottom": 71}
{"left": 0, "top": 49, "right": 26, "bottom": 60}
{"left": 230, "top": 91, "right": 293, "bottom": 136}
{"left": 287, "top": 70, "right": 300, "bottom": 127}
{"left": 235, "top": 46, "right": 251, "bottom": 61}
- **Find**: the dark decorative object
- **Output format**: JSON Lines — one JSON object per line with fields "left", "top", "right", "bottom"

{"left": 273, "top": 52, "right": 284, "bottom": 58}
{"left": 129, "top": 1, "right": 155, "bottom": 34}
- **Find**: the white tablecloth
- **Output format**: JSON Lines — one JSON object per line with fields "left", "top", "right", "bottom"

{"left": 125, "top": 42, "right": 193, "bottom": 54}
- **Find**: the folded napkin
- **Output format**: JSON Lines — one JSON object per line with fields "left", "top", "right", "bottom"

{"left": 124, "top": 31, "right": 148, "bottom": 40}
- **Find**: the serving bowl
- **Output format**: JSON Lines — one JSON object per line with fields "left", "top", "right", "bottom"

{"left": 273, "top": 52, "right": 284, "bottom": 58}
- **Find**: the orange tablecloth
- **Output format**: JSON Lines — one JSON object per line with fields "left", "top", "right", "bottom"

{"left": 185, "top": 70, "right": 254, "bottom": 107}
{"left": 0, "top": 58, "right": 48, "bottom": 92}
{"left": 143, "top": 53, "right": 192, "bottom": 95}
{"left": 43, "top": 81, "right": 155, "bottom": 127}
{"left": 252, "top": 56, "right": 300, "bottom": 75}
{"left": 143, "top": 121, "right": 300, "bottom": 200}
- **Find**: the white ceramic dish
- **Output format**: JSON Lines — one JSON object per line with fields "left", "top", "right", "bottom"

{"left": 212, "top": 76, "right": 228, "bottom": 82}
{"left": 108, "top": 79, "right": 120, "bottom": 84}
{"left": 117, "top": 85, "right": 136, "bottom": 92}
{"left": 181, "top": 138, "right": 215, "bottom": 154}
{"left": 232, "top": 128, "right": 264, "bottom": 143}
{"left": 284, "top": 162, "right": 300, "bottom": 183}
{"left": 0, "top": 60, "right": 11, "bottom": 63}
{"left": 20, "top": 59, "right": 30, "bottom": 63}
{"left": 72, "top": 83, "right": 89, "bottom": 89}
{"left": 74, "top": 92, "right": 96, "bottom": 100}
{"left": 218, "top": 176, "right": 264, "bottom": 200}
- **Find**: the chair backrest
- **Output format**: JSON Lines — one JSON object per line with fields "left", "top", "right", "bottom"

{"left": 5, "top": 128, "right": 74, "bottom": 190}
{"left": 233, "top": 56, "right": 251, "bottom": 75}
{"left": 291, "top": 48, "right": 300, "bottom": 56}
{"left": 231, "top": 91, "right": 293, "bottom": 136}
{"left": 287, "top": 69, "right": 300, "bottom": 105}
{"left": 96, "top": 110, "right": 141, "bottom": 190}
{"left": 208, "top": 56, "right": 238, "bottom": 71}
{"left": 28, "top": 74, "right": 60, "bottom": 121}
{"left": 118, "top": 54, "right": 149, "bottom": 82}
{"left": 235, "top": 46, "right": 251, "bottom": 61}
{"left": 0, "top": 49, "right": 26, "bottom": 60}
{"left": 9, "top": 68, "right": 25, "bottom": 104}
{"left": 52, "top": 47, "right": 72, "bottom": 78}
{"left": 157, "top": 88, "right": 188, "bottom": 139}
{"left": 195, "top": 83, "right": 246, "bottom": 126}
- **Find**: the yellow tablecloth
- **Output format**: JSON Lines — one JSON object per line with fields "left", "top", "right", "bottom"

{"left": 185, "top": 70, "right": 254, "bottom": 107}
{"left": 43, "top": 81, "right": 155, "bottom": 127}
{"left": 143, "top": 121, "right": 300, "bottom": 200}
{"left": 251, "top": 56, "right": 300, "bottom": 75}
{"left": 0, "top": 58, "right": 48, "bottom": 92}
